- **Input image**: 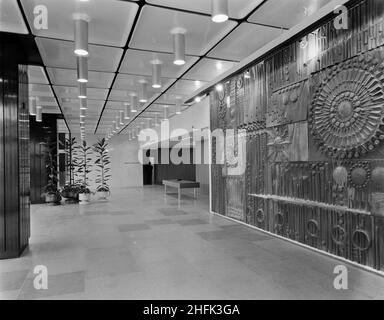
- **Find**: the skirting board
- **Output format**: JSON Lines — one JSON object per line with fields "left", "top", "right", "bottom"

{"left": 209, "top": 210, "right": 384, "bottom": 278}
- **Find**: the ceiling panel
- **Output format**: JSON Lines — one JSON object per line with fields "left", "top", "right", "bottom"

{"left": 28, "top": 66, "right": 49, "bottom": 84}
{"left": 154, "top": 93, "right": 187, "bottom": 106}
{"left": 167, "top": 79, "right": 207, "bottom": 96}
{"left": 146, "top": 0, "right": 265, "bottom": 19}
{"left": 20, "top": 0, "right": 138, "bottom": 47}
{"left": 0, "top": 0, "right": 28, "bottom": 34}
{"left": 29, "top": 83, "right": 54, "bottom": 97}
{"left": 105, "top": 101, "right": 129, "bottom": 111}
{"left": 248, "top": 0, "right": 332, "bottom": 29}
{"left": 183, "top": 58, "right": 236, "bottom": 82}
{"left": 208, "top": 22, "right": 283, "bottom": 61}
{"left": 119, "top": 49, "right": 199, "bottom": 78}
{"left": 113, "top": 73, "right": 174, "bottom": 93}
{"left": 130, "top": 5, "right": 237, "bottom": 56}
{"left": 47, "top": 67, "right": 114, "bottom": 88}
{"left": 36, "top": 37, "right": 123, "bottom": 72}
{"left": 53, "top": 85, "right": 109, "bottom": 100}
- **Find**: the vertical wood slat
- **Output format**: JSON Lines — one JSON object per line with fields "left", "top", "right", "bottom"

{"left": 0, "top": 38, "right": 5, "bottom": 253}
{"left": 0, "top": 38, "right": 31, "bottom": 259}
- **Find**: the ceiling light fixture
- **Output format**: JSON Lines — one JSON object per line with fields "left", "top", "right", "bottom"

{"left": 215, "top": 83, "right": 224, "bottom": 92}
{"left": 124, "top": 103, "right": 131, "bottom": 120}
{"left": 79, "top": 82, "right": 87, "bottom": 98}
{"left": 74, "top": 14, "right": 89, "bottom": 56}
{"left": 29, "top": 96, "right": 37, "bottom": 116}
{"left": 80, "top": 99, "right": 87, "bottom": 110}
{"left": 195, "top": 96, "right": 202, "bottom": 103}
{"left": 211, "top": 0, "right": 229, "bottom": 23}
{"left": 80, "top": 117, "right": 85, "bottom": 124}
{"left": 151, "top": 61, "right": 162, "bottom": 89}
{"left": 175, "top": 98, "right": 182, "bottom": 115}
{"left": 119, "top": 110, "right": 125, "bottom": 126}
{"left": 36, "top": 105, "right": 42, "bottom": 122}
{"left": 172, "top": 28, "right": 186, "bottom": 66}
{"left": 130, "top": 94, "right": 138, "bottom": 113}
{"left": 77, "top": 56, "right": 88, "bottom": 83}
{"left": 163, "top": 106, "right": 169, "bottom": 121}
{"left": 80, "top": 109, "right": 86, "bottom": 118}
{"left": 216, "top": 61, "right": 223, "bottom": 70}
{"left": 139, "top": 80, "right": 148, "bottom": 103}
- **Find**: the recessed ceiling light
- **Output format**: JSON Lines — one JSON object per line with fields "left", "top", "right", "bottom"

{"left": 216, "top": 62, "right": 223, "bottom": 70}
{"left": 195, "top": 96, "right": 202, "bottom": 103}
{"left": 211, "top": 0, "right": 229, "bottom": 23}
{"left": 215, "top": 84, "right": 224, "bottom": 92}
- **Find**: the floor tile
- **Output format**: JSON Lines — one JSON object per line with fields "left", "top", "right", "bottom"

{"left": 176, "top": 219, "right": 209, "bottom": 226}
{"left": 2, "top": 186, "right": 383, "bottom": 300}
{"left": 117, "top": 224, "right": 150, "bottom": 232}
{"left": 18, "top": 271, "right": 85, "bottom": 300}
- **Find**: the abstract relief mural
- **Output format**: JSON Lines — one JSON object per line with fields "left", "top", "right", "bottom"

{"left": 210, "top": 0, "right": 384, "bottom": 272}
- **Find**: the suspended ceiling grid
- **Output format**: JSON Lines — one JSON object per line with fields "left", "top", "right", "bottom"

{"left": 1, "top": 0, "right": 332, "bottom": 135}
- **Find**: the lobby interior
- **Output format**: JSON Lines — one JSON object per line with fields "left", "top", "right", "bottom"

{"left": 1, "top": 0, "right": 384, "bottom": 300}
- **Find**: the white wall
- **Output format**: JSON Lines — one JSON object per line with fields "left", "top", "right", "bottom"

{"left": 150, "top": 96, "right": 211, "bottom": 193}
{"left": 72, "top": 134, "right": 143, "bottom": 191}
{"left": 108, "top": 135, "right": 143, "bottom": 189}
{"left": 71, "top": 97, "right": 210, "bottom": 191}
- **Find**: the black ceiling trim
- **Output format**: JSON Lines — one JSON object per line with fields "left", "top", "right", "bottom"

{"left": 116, "top": 0, "right": 272, "bottom": 135}
{"left": 16, "top": 0, "right": 71, "bottom": 134}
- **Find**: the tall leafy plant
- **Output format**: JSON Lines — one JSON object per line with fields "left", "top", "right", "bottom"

{"left": 43, "top": 138, "right": 61, "bottom": 204}
{"left": 65, "top": 137, "right": 78, "bottom": 186}
{"left": 44, "top": 138, "right": 59, "bottom": 194}
{"left": 76, "top": 140, "right": 93, "bottom": 193}
{"left": 93, "top": 138, "right": 111, "bottom": 193}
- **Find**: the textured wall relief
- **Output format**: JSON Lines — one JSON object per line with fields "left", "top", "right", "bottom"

{"left": 267, "top": 80, "right": 309, "bottom": 128}
{"left": 310, "top": 50, "right": 384, "bottom": 159}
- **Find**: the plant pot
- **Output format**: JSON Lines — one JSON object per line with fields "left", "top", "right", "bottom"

{"left": 97, "top": 191, "right": 109, "bottom": 200}
{"left": 79, "top": 193, "right": 91, "bottom": 204}
{"left": 45, "top": 193, "right": 61, "bottom": 206}
{"left": 61, "top": 191, "right": 70, "bottom": 199}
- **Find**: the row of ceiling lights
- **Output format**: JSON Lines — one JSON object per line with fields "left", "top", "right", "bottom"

{"left": 30, "top": 0, "right": 230, "bottom": 138}
{"left": 106, "top": 0, "right": 231, "bottom": 141}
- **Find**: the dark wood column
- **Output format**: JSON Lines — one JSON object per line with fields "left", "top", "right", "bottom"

{"left": 0, "top": 37, "right": 31, "bottom": 259}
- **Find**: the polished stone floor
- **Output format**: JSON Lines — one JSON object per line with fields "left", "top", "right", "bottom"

{"left": 1, "top": 186, "right": 384, "bottom": 300}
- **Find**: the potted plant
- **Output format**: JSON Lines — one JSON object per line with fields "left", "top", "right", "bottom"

{"left": 42, "top": 139, "right": 62, "bottom": 205}
{"left": 93, "top": 138, "right": 111, "bottom": 200}
{"left": 61, "top": 137, "right": 80, "bottom": 203}
{"left": 76, "top": 140, "right": 93, "bottom": 204}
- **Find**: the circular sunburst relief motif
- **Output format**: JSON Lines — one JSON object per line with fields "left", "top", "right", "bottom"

{"left": 309, "top": 55, "right": 384, "bottom": 159}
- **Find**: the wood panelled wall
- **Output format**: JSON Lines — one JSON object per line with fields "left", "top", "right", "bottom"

{"left": 210, "top": 0, "right": 384, "bottom": 271}
{"left": 0, "top": 39, "right": 30, "bottom": 259}
{"left": 29, "top": 115, "right": 58, "bottom": 204}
